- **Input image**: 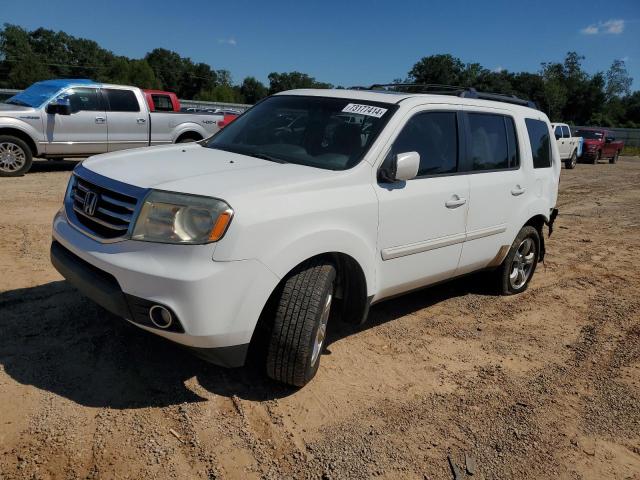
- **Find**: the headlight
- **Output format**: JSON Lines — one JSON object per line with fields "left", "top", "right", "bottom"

{"left": 132, "top": 190, "right": 233, "bottom": 244}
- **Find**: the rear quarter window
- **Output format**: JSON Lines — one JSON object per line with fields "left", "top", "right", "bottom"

{"left": 525, "top": 119, "right": 552, "bottom": 169}
{"left": 152, "top": 95, "right": 173, "bottom": 112}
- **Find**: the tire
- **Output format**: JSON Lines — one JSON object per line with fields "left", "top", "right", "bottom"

{"left": 177, "top": 136, "right": 200, "bottom": 143}
{"left": 609, "top": 150, "right": 619, "bottom": 164}
{"left": 496, "top": 226, "right": 540, "bottom": 295}
{"left": 0, "top": 135, "right": 33, "bottom": 177}
{"left": 590, "top": 150, "right": 600, "bottom": 165}
{"left": 565, "top": 150, "right": 577, "bottom": 169}
{"left": 266, "top": 259, "right": 336, "bottom": 387}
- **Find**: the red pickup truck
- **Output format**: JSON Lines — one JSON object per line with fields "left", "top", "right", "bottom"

{"left": 142, "top": 90, "right": 181, "bottom": 112}
{"left": 574, "top": 128, "right": 624, "bottom": 164}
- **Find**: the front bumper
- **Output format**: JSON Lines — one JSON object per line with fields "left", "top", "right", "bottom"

{"left": 51, "top": 210, "right": 280, "bottom": 367}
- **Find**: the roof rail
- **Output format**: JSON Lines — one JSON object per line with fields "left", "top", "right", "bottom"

{"left": 359, "top": 83, "right": 538, "bottom": 109}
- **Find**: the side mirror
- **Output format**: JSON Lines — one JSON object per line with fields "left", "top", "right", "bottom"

{"left": 605, "top": 137, "right": 613, "bottom": 144}
{"left": 555, "top": 133, "right": 561, "bottom": 140}
{"left": 46, "top": 98, "right": 71, "bottom": 115}
{"left": 379, "top": 151, "right": 420, "bottom": 183}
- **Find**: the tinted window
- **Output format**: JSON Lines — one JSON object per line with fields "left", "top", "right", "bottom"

{"left": 105, "top": 89, "right": 140, "bottom": 112}
{"left": 505, "top": 116, "right": 519, "bottom": 168}
{"left": 152, "top": 94, "right": 173, "bottom": 111}
{"left": 61, "top": 88, "right": 101, "bottom": 113}
{"left": 392, "top": 112, "right": 457, "bottom": 176}
{"left": 575, "top": 129, "right": 604, "bottom": 140}
{"left": 467, "top": 113, "right": 510, "bottom": 171}
{"left": 561, "top": 125, "right": 571, "bottom": 138}
{"left": 205, "top": 95, "right": 396, "bottom": 170}
{"left": 525, "top": 118, "right": 552, "bottom": 168}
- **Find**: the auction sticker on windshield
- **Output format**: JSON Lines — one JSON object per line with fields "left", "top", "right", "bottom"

{"left": 341, "top": 103, "right": 388, "bottom": 118}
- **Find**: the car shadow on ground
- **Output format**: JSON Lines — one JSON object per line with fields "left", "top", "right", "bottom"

{"left": 0, "top": 273, "right": 497, "bottom": 409}
{"left": 28, "top": 159, "right": 79, "bottom": 173}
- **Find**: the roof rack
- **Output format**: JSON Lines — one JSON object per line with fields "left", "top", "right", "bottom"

{"left": 356, "top": 83, "right": 538, "bottom": 109}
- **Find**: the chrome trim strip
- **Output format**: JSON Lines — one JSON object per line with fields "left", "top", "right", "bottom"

{"left": 381, "top": 224, "right": 508, "bottom": 261}
{"left": 73, "top": 205, "right": 128, "bottom": 230}
{"left": 96, "top": 207, "right": 132, "bottom": 223}
{"left": 100, "top": 193, "right": 136, "bottom": 211}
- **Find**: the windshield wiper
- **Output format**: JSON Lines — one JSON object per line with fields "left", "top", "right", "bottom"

{"left": 247, "top": 153, "right": 289, "bottom": 164}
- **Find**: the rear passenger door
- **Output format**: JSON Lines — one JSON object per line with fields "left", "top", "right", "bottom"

{"left": 104, "top": 88, "right": 149, "bottom": 152}
{"left": 375, "top": 108, "right": 470, "bottom": 298}
{"left": 457, "top": 109, "right": 526, "bottom": 275}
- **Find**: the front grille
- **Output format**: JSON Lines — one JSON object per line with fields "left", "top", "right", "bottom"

{"left": 67, "top": 170, "right": 144, "bottom": 241}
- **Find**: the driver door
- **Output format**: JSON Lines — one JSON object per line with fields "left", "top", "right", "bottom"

{"left": 44, "top": 87, "right": 108, "bottom": 156}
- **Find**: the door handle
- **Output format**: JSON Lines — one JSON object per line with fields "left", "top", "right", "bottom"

{"left": 445, "top": 195, "right": 467, "bottom": 209}
{"left": 511, "top": 186, "right": 526, "bottom": 196}
{"left": 95, "top": 116, "right": 106, "bottom": 124}
{"left": 137, "top": 118, "right": 146, "bottom": 124}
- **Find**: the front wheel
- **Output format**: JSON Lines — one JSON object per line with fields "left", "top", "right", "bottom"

{"left": 590, "top": 151, "right": 600, "bottom": 165}
{"left": 266, "top": 259, "right": 336, "bottom": 387}
{"left": 0, "top": 135, "right": 32, "bottom": 177}
{"left": 496, "top": 226, "right": 540, "bottom": 295}
{"left": 609, "top": 150, "right": 619, "bottom": 164}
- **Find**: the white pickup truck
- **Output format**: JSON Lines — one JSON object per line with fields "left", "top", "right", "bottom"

{"left": 551, "top": 122, "right": 580, "bottom": 169}
{"left": 0, "top": 79, "right": 222, "bottom": 176}
{"left": 51, "top": 86, "right": 560, "bottom": 387}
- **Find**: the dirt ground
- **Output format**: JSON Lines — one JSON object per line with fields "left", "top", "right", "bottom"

{"left": 1, "top": 157, "right": 639, "bottom": 480}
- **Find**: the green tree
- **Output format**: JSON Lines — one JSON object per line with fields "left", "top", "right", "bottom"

{"left": 606, "top": 59, "right": 632, "bottom": 99}
{"left": 267, "top": 71, "right": 332, "bottom": 94}
{"left": 240, "top": 76, "right": 267, "bottom": 104}
{"left": 408, "top": 54, "right": 465, "bottom": 85}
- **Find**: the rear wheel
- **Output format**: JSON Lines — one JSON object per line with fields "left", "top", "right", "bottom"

{"left": 266, "top": 259, "right": 336, "bottom": 387}
{"left": 565, "top": 150, "right": 577, "bottom": 169}
{"left": 496, "top": 226, "right": 540, "bottom": 295}
{"left": 0, "top": 135, "right": 32, "bottom": 177}
{"left": 609, "top": 150, "right": 619, "bottom": 164}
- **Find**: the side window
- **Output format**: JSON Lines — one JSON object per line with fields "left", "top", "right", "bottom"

{"left": 525, "top": 119, "right": 552, "bottom": 168}
{"left": 505, "top": 116, "right": 519, "bottom": 168}
{"left": 467, "top": 113, "right": 510, "bottom": 171}
{"left": 561, "top": 125, "right": 571, "bottom": 138}
{"left": 61, "top": 88, "right": 101, "bottom": 113}
{"left": 105, "top": 89, "right": 140, "bottom": 112}
{"left": 392, "top": 111, "right": 458, "bottom": 176}
{"left": 152, "top": 95, "right": 173, "bottom": 112}
{"left": 554, "top": 126, "right": 562, "bottom": 139}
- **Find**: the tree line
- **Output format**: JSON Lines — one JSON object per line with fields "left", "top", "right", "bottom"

{"left": 0, "top": 23, "right": 638, "bottom": 127}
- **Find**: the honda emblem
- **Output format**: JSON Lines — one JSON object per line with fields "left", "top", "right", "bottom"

{"left": 83, "top": 190, "right": 99, "bottom": 216}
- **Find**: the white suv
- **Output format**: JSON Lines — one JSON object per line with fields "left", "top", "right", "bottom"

{"left": 51, "top": 86, "right": 560, "bottom": 387}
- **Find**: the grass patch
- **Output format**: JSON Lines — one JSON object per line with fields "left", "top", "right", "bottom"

{"left": 622, "top": 146, "right": 640, "bottom": 156}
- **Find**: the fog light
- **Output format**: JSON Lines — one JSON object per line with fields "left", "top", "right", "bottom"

{"left": 149, "top": 305, "right": 173, "bottom": 329}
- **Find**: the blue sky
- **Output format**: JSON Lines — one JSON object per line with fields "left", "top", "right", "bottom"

{"left": 2, "top": 0, "right": 639, "bottom": 89}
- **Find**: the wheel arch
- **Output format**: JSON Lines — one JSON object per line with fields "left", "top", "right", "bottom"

{"left": 0, "top": 127, "right": 38, "bottom": 157}
{"left": 524, "top": 214, "right": 548, "bottom": 261}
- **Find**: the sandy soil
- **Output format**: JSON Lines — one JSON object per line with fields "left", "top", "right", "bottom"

{"left": 1, "top": 157, "right": 639, "bottom": 480}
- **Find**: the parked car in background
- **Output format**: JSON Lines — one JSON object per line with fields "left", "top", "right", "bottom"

{"left": 142, "top": 89, "right": 181, "bottom": 112}
{"left": 0, "top": 79, "right": 223, "bottom": 176}
{"left": 551, "top": 122, "right": 580, "bottom": 169}
{"left": 216, "top": 112, "right": 240, "bottom": 129}
{"left": 573, "top": 128, "right": 624, "bottom": 164}
{"left": 51, "top": 86, "right": 560, "bottom": 387}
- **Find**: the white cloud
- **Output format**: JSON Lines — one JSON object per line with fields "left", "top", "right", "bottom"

{"left": 602, "top": 19, "right": 624, "bottom": 34}
{"left": 492, "top": 66, "right": 505, "bottom": 73}
{"left": 580, "top": 19, "right": 625, "bottom": 35}
{"left": 580, "top": 25, "right": 599, "bottom": 35}
{"left": 218, "top": 37, "right": 237, "bottom": 46}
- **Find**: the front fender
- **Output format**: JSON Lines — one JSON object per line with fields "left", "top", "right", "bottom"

{"left": 0, "top": 117, "right": 44, "bottom": 155}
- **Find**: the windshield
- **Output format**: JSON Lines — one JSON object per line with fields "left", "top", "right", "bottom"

{"left": 5, "top": 82, "right": 62, "bottom": 108}
{"left": 205, "top": 95, "right": 397, "bottom": 170}
{"left": 575, "top": 129, "right": 604, "bottom": 140}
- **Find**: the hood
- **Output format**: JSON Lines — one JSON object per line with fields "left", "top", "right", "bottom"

{"left": 82, "top": 143, "right": 339, "bottom": 201}
{"left": 0, "top": 103, "right": 38, "bottom": 115}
